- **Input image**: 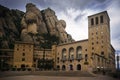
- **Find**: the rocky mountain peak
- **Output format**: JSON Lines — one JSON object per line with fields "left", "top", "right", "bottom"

{"left": 0, "top": 3, "right": 74, "bottom": 49}
{"left": 0, "top": 5, "right": 24, "bottom": 49}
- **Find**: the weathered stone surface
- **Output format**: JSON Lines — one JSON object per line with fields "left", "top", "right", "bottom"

{"left": 56, "top": 20, "right": 68, "bottom": 43}
{"left": 21, "top": 29, "right": 33, "bottom": 42}
{"left": 21, "top": 3, "right": 48, "bottom": 42}
{"left": 0, "top": 3, "right": 74, "bottom": 49}
{"left": 42, "top": 8, "right": 58, "bottom": 36}
{"left": 0, "top": 5, "right": 24, "bottom": 49}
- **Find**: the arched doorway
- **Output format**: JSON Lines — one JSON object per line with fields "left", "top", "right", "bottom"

{"left": 57, "top": 65, "right": 60, "bottom": 70}
{"left": 21, "top": 64, "right": 26, "bottom": 71}
{"left": 69, "top": 64, "right": 73, "bottom": 70}
{"left": 77, "top": 64, "right": 81, "bottom": 70}
{"left": 62, "top": 65, "right": 66, "bottom": 70}
{"left": 21, "top": 64, "right": 25, "bottom": 68}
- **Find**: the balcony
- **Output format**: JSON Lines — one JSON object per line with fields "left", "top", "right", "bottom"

{"left": 84, "top": 61, "right": 89, "bottom": 65}
{"left": 76, "top": 57, "right": 83, "bottom": 60}
{"left": 61, "top": 58, "right": 67, "bottom": 62}
{"left": 68, "top": 58, "right": 74, "bottom": 61}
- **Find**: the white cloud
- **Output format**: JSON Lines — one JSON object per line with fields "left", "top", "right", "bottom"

{"left": 1, "top": 0, "right": 119, "bottom": 50}
{"left": 57, "top": 9, "right": 99, "bottom": 41}
{"left": 107, "top": 0, "right": 120, "bottom": 50}
{"left": 56, "top": 0, "right": 120, "bottom": 51}
{"left": 112, "top": 37, "right": 120, "bottom": 50}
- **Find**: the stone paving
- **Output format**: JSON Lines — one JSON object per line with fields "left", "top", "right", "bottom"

{"left": 0, "top": 71, "right": 95, "bottom": 77}
{"left": 0, "top": 75, "right": 119, "bottom": 80}
{"left": 0, "top": 71, "right": 119, "bottom": 80}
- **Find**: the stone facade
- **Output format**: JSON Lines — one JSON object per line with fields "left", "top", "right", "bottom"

{"left": 88, "top": 11, "right": 115, "bottom": 72}
{"left": 33, "top": 49, "right": 53, "bottom": 69}
{"left": 20, "top": 3, "right": 74, "bottom": 45}
{"left": 13, "top": 42, "right": 34, "bottom": 69}
{"left": 54, "top": 40, "right": 89, "bottom": 71}
{"left": 13, "top": 42, "right": 54, "bottom": 70}
{"left": 0, "top": 11, "right": 115, "bottom": 72}
{"left": 52, "top": 11, "right": 115, "bottom": 72}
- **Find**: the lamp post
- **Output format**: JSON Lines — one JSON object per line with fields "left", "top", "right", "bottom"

{"left": 117, "top": 54, "right": 119, "bottom": 70}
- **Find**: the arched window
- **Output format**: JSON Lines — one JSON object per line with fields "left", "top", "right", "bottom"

{"left": 69, "top": 47, "right": 74, "bottom": 60}
{"left": 62, "top": 48, "right": 67, "bottom": 60}
{"left": 76, "top": 46, "right": 82, "bottom": 59}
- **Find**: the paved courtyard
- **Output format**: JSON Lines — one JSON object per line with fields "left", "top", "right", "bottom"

{"left": 0, "top": 75, "right": 119, "bottom": 80}
{"left": 0, "top": 71, "right": 119, "bottom": 80}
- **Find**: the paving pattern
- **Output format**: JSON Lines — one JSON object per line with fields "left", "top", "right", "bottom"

{"left": 0, "top": 71, "right": 119, "bottom": 80}
{"left": 0, "top": 75, "right": 119, "bottom": 80}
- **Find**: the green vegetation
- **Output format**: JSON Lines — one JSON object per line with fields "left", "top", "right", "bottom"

{"left": 42, "top": 33, "right": 59, "bottom": 48}
{"left": 38, "top": 59, "right": 54, "bottom": 70}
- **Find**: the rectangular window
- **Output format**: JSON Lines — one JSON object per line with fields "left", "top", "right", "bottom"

{"left": 85, "top": 54, "right": 88, "bottom": 61}
{"left": 22, "top": 53, "right": 25, "bottom": 56}
{"left": 91, "top": 18, "right": 94, "bottom": 25}
{"left": 57, "top": 57, "right": 59, "bottom": 60}
{"left": 100, "top": 16, "right": 103, "bottom": 23}
{"left": 57, "top": 58, "right": 59, "bottom": 62}
{"left": 101, "top": 52, "right": 104, "bottom": 55}
{"left": 22, "top": 58, "right": 25, "bottom": 61}
{"left": 17, "top": 48, "right": 19, "bottom": 51}
{"left": 23, "top": 49, "right": 25, "bottom": 51}
{"left": 101, "top": 46, "right": 103, "bottom": 48}
{"left": 96, "top": 17, "right": 98, "bottom": 24}
{"left": 92, "top": 42, "right": 94, "bottom": 45}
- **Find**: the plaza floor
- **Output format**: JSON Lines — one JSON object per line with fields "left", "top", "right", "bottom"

{"left": 0, "top": 75, "right": 119, "bottom": 80}
{"left": 0, "top": 71, "right": 119, "bottom": 80}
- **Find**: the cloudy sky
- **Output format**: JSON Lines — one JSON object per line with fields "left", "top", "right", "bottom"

{"left": 0, "top": 0, "right": 120, "bottom": 51}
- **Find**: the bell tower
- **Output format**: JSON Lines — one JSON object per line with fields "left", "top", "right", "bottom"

{"left": 88, "top": 11, "right": 111, "bottom": 71}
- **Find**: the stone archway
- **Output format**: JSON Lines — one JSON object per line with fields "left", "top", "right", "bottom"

{"left": 69, "top": 64, "right": 73, "bottom": 70}
{"left": 77, "top": 64, "right": 81, "bottom": 70}
{"left": 21, "top": 64, "right": 25, "bottom": 68}
{"left": 62, "top": 65, "right": 66, "bottom": 70}
{"left": 57, "top": 65, "right": 60, "bottom": 70}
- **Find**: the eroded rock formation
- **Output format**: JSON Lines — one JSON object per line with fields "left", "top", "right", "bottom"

{"left": 0, "top": 3, "right": 74, "bottom": 49}
{"left": 21, "top": 3, "right": 48, "bottom": 42}
{"left": 0, "top": 5, "right": 24, "bottom": 49}
{"left": 21, "top": 3, "right": 74, "bottom": 44}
